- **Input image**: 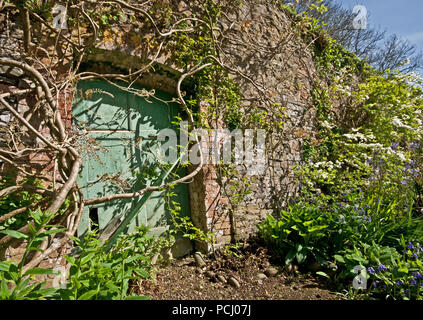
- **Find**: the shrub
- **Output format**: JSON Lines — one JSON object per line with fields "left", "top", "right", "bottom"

{"left": 335, "top": 240, "right": 423, "bottom": 300}
{"left": 257, "top": 201, "right": 341, "bottom": 267}
{"left": 0, "top": 209, "right": 66, "bottom": 300}
{"left": 57, "top": 226, "right": 157, "bottom": 300}
{"left": 0, "top": 208, "right": 167, "bottom": 300}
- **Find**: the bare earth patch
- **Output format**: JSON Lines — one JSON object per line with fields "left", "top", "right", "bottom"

{"left": 132, "top": 241, "right": 342, "bottom": 300}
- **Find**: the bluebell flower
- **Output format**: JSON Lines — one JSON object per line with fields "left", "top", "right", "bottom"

{"left": 409, "top": 142, "right": 420, "bottom": 150}
{"left": 396, "top": 280, "right": 404, "bottom": 286}
{"left": 410, "top": 278, "right": 417, "bottom": 285}
{"left": 401, "top": 179, "right": 408, "bottom": 185}
{"left": 368, "top": 267, "right": 375, "bottom": 275}
{"left": 391, "top": 142, "right": 399, "bottom": 150}
{"left": 378, "top": 265, "right": 388, "bottom": 272}
{"left": 412, "top": 272, "right": 422, "bottom": 279}
{"left": 412, "top": 253, "right": 418, "bottom": 260}
{"left": 372, "top": 280, "right": 380, "bottom": 288}
{"left": 407, "top": 242, "right": 415, "bottom": 250}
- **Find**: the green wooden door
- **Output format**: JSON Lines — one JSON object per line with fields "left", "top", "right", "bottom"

{"left": 72, "top": 80, "right": 190, "bottom": 238}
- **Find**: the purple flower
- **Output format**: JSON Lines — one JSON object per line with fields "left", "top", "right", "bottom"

{"left": 412, "top": 253, "right": 418, "bottom": 260}
{"left": 378, "top": 265, "right": 388, "bottom": 272}
{"left": 409, "top": 142, "right": 420, "bottom": 150}
{"left": 391, "top": 142, "right": 399, "bottom": 150}
{"left": 368, "top": 267, "right": 375, "bottom": 275}
{"left": 396, "top": 280, "right": 404, "bottom": 286}
{"left": 372, "top": 280, "right": 380, "bottom": 288}
{"left": 412, "top": 272, "right": 422, "bottom": 279}
{"left": 407, "top": 242, "right": 415, "bottom": 250}
{"left": 410, "top": 278, "right": 417, "bottom": 285}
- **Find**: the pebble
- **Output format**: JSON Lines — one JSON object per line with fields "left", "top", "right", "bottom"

{"left": 151, "top": 254, "right": 159, "bottom": 265}
{"left": 287, "top": 264, "right": 298, "bottom": 274}
{"left": 264, "top": 267, "right": 278, "bottom": 277}
{"left": 228, "top": 277, "right": 240, "bottom": 288}
{"left": 217, "top": 275, "right": 227, "bottom": 283}
{"left": 257, "top": 273, "right": 268, "bottom": 280}
{"left": 205, "top": 271, "right": 216, "bottom": 279}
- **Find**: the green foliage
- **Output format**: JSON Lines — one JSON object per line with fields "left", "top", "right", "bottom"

{"left": 276, "top": 0, "right": 328, "bottom": 33}
{"left": 302, "top": 37, "right": 423, "bottom": 206}
{"left": 258, "top": 201, "right": 337, "bottom": 266}
{"left": 166, "top": 187, "right": 215, "bottom": 245}
{"left": 335, "top": 240, "right": 423, "bottom": 300}
{"left": 0, "top": 209, "right": 65, "bottom": 300}
{"left": 0, "top": 177, "right": 43, "bottom": 231}
{"left": 258, "top": 21, "right": 423, "bottom": 300}
{"left": 57, "top": 226, "right": 155, "bottom": 300}
{"left": 0, "top": 207, "right": 167, "bottom": 300}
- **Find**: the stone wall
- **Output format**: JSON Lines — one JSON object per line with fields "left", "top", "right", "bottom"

{"left": 193, "top": 0, "right": 318, "bottom": 245}
{"left": 0, "top": 0, "right": 319, "bottom": 255}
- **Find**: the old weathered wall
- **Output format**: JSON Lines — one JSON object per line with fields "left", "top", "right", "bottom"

{"left": 200, "top": 0, "right": 318, "bottom": 245}
{"left": 0, "top": 0, "right": 319, "bottom": 254}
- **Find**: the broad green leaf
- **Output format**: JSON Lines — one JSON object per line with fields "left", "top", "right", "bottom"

{"left": 334, "top": 255, "right": 345, "bottom": 263}
{"left": 285, "top": 249, "right": 295, "bottom": 265}
{"left": 0, "top": 261, "right": 12, "bottom": 272}
{"left": 0, "top": 280, "right": 11, "bottom": 299}
{"left": 80, "top": 252, "right": 96, "bottom": 265}
{"left": 24, "top": 267, "right": 57, "bottom": 276}
{"left": 64, "top": 255, "right": 76, "bottom": 265}
{"left": 316, "top": 271, "right": 330, "bottom": 278}
{"left": 133, "top": 268, "right": 149, "bottom": 279}
{"left": 0, "top": 230, "right": 29, "bottom": 240}
{"left": 38, "top": 228, "right": 67, "bottom": 237}
{"left": 78, "top": 290, "right": 98, "bottom": 300}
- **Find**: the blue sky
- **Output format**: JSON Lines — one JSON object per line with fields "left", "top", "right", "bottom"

{"left": 336, "top": 0, "right": 423, "bottom": 53}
